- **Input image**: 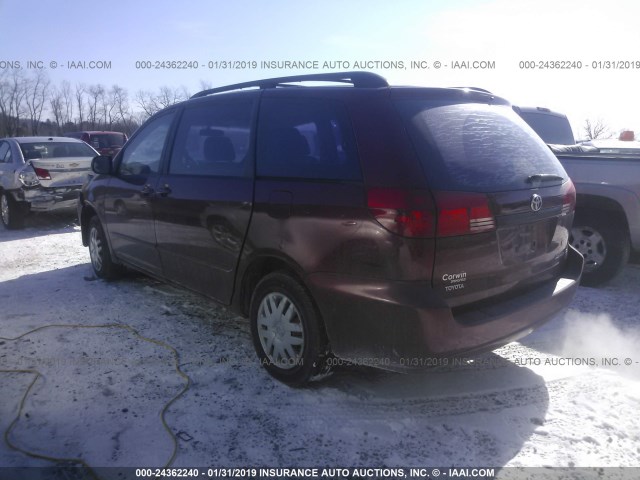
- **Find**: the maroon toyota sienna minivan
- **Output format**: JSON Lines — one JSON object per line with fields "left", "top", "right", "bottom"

{"left": 78, "top": 72, "right": 583, "bottom": 384}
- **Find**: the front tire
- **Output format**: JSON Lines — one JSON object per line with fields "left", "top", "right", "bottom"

{"left": 1, "top": 192, "right": 26, "bottom": 230}
{"left": 249, "top": 272, "right": 331, "bottom": 385}
{"left": 570, "top": 212, "right": 630, "bottom": 287}
{"left": 88, "top": 216, "right": 121, "bottom": 280}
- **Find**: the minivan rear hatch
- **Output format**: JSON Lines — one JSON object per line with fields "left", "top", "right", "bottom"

{"left": 393, "top": 92, "right": 575, "bottom": 308}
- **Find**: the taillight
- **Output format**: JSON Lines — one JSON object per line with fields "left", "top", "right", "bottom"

{"left": 561, "top": 179, "right": 576, "bottom": 215}
{"left": 367, "top": 188, "right": 436, "bottom": 238}
{"left": 34, "top": 167, "right": 51, "bottom": 180}
{"left": 367, "top": 188, "right": 495, "bottom": 238}
{"left": 434, "top": 191, "right": 495, "bottom": 237}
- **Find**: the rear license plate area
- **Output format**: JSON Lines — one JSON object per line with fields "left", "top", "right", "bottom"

{"left": 498, "top": 222, "right": 549, "bottom": 265}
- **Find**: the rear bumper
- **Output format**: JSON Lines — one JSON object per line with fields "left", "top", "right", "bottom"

{"left": 307, "top": 246, "right": 583, "bottom": 371}
{"left": 20, "top": 186, "right": 82, "bottom": 211}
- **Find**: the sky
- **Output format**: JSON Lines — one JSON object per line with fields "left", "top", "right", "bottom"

{"left": 1, "top": 0, "right": 640, "bottom": 137}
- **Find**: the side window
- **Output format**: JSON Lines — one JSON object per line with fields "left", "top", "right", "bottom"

{"left": 119, "top": 111, "right": 176, "bottom": 176}
{"left": 257, "top": 98, "right": 361, "bottom": 181}
{"left": 169, "top": 98, "right": 254, "bottom": 177}
{"left": 0, "top": 142, "right": 8, "bottom": 163}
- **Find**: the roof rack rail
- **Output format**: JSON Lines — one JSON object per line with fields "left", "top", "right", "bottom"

{"left": 191, "top": 71, "right": 389, "bottom": 98}
{"left": 452, "top": 86, "right": 493, "bottom": 94}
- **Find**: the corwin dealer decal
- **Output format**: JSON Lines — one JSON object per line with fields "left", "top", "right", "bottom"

{"left": 443, "top": 271, "right": 467, "bottom": 291}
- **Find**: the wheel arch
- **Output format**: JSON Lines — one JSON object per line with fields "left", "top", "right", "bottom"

{"left": 574, "top": 193, "right": 630, "bottom": 236}
{"left": 1, "top": 188, "right": 28, "bottom": 229}
{"left": 234, "top": 253, "right": 309, "bottom": 317}
{"left": 572, "top": 195, "right": 631, "bottom": 286}
{"left": 80, "top": 204, "right": 118, "bottom": 263}
{"left": 80, "top": 203, "right": 99, "bottom": 246}
{"left": 0, "top": 187, "right": 23, "bottom": 203}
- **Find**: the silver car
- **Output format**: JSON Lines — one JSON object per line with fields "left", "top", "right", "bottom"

{"left": 0, "top": 136, "right": 97, "bottom": 229}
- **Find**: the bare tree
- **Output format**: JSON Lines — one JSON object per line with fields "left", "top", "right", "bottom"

{"left": 75, "top": 83, "right": 86, "bottom": 130}
{"left": 156, "top": 86, "right": 175, "bottom": 109}
{"left": 49, "top": 85, "right": 64, "bottom": 133}
{"left": 158, "top": 85, "right": 190, "bottom": 108}
{"left": 110, "top": 84, "right": 135, "bottom": 132}
{"left": 101, "top": 87, "right": 116, "bottom": 129}
{"left": 132, "top": 110, "right": 150, "bottom": 130}
{"left": 0, "top": 69, "right": 29, "bottom": 136}
{"left": 135, "top": 89, "right": 160, "bottom": 118}
{"left": 25, "top": 69, "right": 50, "bottom": 135}
{"left": 0, "top": 70, "right": 11, "bottom": 136}
{"left": 583, "top": 118, "right": 611, "bottom": 140}
{"left": 179, "top": 86, "right": 191, "bottom": 101}
{"left": 87, "top": 84, "right": 105, "bottom": 129}
{"left": 135, "top": 85, "right": 190, "bottom": 120}
{"left": 199, "top": 80, "right": 213, "bottom": 91}
{"left": 35, "top": 78, "right": 198, "bottom": 135}
{"left": 60, "top": 81, "right": 74, "bottom": 127}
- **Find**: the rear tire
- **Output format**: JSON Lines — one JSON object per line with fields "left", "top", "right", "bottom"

{"left": 570, "top": 212, "right": 629, "bottom": 287}
{"left": 249, "top": 272, "right": 331, "bottom": 385}
{"left": 1, "top": 192, "right": 26, "bottom": 230}
{"left": 88, "top": 215, "right": 121, "bottom": 280}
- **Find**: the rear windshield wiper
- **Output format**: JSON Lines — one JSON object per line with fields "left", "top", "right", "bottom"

{"left": 526, "top": 174, "right": 564, "bottom": 184}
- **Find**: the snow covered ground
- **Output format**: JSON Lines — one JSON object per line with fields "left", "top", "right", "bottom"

{"left": 1, "top": 213, "right": 639, "bottom": 475}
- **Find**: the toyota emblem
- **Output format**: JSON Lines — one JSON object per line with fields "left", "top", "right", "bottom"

{"left": 530, "top": 194, "right": 542, "bottom": 212}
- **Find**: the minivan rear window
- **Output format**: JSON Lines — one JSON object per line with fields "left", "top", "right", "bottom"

{"left": 395, "top": 101, "right": 567, "bottom": 192}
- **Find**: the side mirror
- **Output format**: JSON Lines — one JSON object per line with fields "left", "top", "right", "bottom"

{"left": 92, "top": 155, "right": 113, "bottom": 175}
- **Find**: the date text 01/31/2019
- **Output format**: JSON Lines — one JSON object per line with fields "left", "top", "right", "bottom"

{"left": 518, "top": 60, "right": 640, "bottom": 69}
{"left": 133, "top": 60, "right": 409, "bottom": 70}
{"left": 132, "top": 59, "right": 497, "bottom": 70}
{"left": 134, "top": 467, "right": 497, "bottom": 478}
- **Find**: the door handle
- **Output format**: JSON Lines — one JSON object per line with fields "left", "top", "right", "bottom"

{"left": 140, "top": 184, "right": 155, "bottom": 196}
{"left": 157, "top": 184, "right": 172, "bottom": 197}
